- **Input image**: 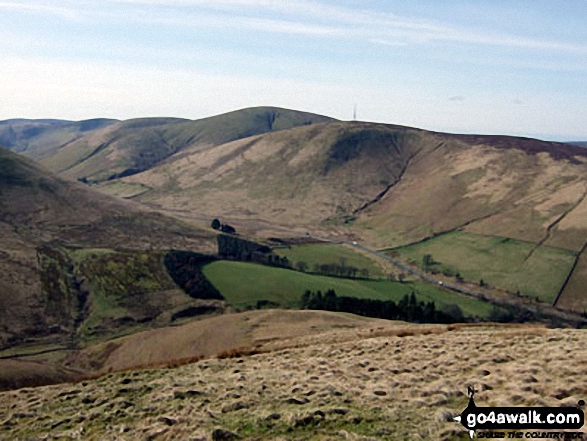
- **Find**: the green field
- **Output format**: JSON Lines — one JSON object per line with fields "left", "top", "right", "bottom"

{"left": 202, "top": 261, "right": 494, "bottom": 317}
{"left": 274, "top": 243, "right": 384, "bottom": 278}
{"left": 390, "top": 231, "right": 575, "bottom": 303}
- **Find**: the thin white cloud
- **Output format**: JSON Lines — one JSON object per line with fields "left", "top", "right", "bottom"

{"left": 224, "top": 16, "right": 348, "bottom": 37}
{"left": 5, "top": 0, "right": 585, "bottom": 54}
{"left": 369, "top": 39, "right": 409, "bottom": 47}
{"left": 97, "top": 0, "right": 587, "bottom": 53}
{"left": 0, "top": 1, "right": 81, "bottom": 19}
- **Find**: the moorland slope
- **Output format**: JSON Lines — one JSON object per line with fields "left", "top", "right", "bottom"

{"left": 104, "top": 120, "right": 587, "bottom": 311}
{"left": 0, "top": 147, "right": 215, "bottom": 348}
{"left": 0, "top": 118, "right": 117, "bottom": 156}
{"left": 7, "top": 107, "right": 587, "bottom": 311}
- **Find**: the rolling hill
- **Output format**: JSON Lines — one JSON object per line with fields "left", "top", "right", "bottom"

{"left": 0, "top": 118, "right": 117, "bottom": 156}
{"left": 23, "top": 107, "right": 333, "bottom": 184}
{"left": 0, "top": 309, "right": 389, "bottom": 391}
{"left": 4, "top": 106, "right": 587, "bottom": 320}
{"left": 0, "top": 147, "right": 216, "bottom": 349}
{"left": 96, "top": 119, "right": 587, "bottom": 312}
{"left": 106, "top": 121, "right": 587, "bottom": 246}
{"left": 2, "top": 107, "right": 587, "bottom": 426}
{"left": 568, "top": 141, "right": 587, "bottom": 148}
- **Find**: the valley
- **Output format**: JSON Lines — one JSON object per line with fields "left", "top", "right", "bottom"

{"left": 0, "top": 107, "right": 586, "bottom": 439}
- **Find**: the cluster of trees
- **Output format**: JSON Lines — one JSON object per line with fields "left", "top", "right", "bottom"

{"left": 164, "top": 250, "right": 223, "bottom": 300}
{"left": 266, "top": 254, "right": 292, "bottom": 268}
{"left": 488, "top": 305, "right": 516, "bottom": 323}
{"left": 211, "top": 218, "right": 236, "bottom": 234}
{"left": 217, "top": 234, "right": 270, "bottom": 259}
{"left": 422, "top": 254, "right": 465, "bottom": 282}
{"left": 301, "top": 289, "right": 463, "bottom": 323}
{"left": 293, "top": 257, "right": 370, "bottom": 279}
{"left": 422, "top": 254, "right": 436, "bottom": 270}
{"left": 217, "top": 234, "right": 291, "bottom": 269}
{"left": 310, "top": 262, "right": 369, "bottom": 279}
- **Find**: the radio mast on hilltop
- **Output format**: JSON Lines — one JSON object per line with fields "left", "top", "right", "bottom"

{"left": 353, "top": 103, "right": 357, "bottom": 121}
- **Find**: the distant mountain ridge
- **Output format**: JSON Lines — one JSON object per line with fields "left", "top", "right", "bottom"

{"left": 567, "top": 141, "right": 587, "bottom": 148}
{"left": 3, "top": 107, "right": 334, "bottom": 182}
{"left": 0, "top": 118, "right": 118, "bottom": 155}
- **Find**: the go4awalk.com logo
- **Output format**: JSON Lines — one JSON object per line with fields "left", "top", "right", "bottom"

{"left": 454, "top": 387, "right": 585, "bottom": 439}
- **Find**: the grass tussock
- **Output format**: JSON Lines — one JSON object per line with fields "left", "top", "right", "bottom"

{"left": 2, "top": 322, "right": 585, "bottom": 440}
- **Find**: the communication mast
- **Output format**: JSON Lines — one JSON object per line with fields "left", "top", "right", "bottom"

{"left": 353, "top": 103, "right": 357, "bottom": 121}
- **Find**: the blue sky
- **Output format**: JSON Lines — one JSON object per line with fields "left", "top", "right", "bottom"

{"left": 0, "top": 0, "right": 585, "bottom": 140}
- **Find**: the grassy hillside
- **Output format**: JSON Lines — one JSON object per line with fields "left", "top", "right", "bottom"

{"left": 70, "top": 309, "right": 385, "bottom": 373}
{"left": 202, "top": 260, "right": 493, "bottom": 317}
{"left": 274, "top": 243, "right": 384, "bottom": 278}
{"left": 0, "top": 118, "right": 117, "bottom": 156}
{"left": 390, "top": 231, "right": 576, "bottom": 303}
{"left": 62, "top": 248, "right": 223, "bottom": 344}
{"left": 120, "top": 122, "right": 420, "bottom": 226}
{"left": 97, "top": 118, "right": 587, "bottom": 312}
{"left": 10, "top": 109, "right": 587, "bottom": 313}
{"left": 116, "top": 120, "right": 587, "bottom": 250}
{"left": 0, "top": 359, "right": 84, "bottom": 392}
{"left": 0, "top": 147, "right": 215, "bottom": 348}
{"left": 0, "top": 310, "right": 392, "bottom": 391}
{"left": 557, "top": 250, "right": 587, "bottom": 312}
{"left": 34, "top": 107, "right": 333, "bottom": 182}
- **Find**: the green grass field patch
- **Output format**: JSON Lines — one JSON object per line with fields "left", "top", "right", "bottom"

{"left": 69, "top": 248, "right": 117, "bottom": 265}
{"left": 356, "top": 279, "right": 493, "bottom": 317}
{"left": 275, "top": 243, "right": 383, "bottom": 278}
{"left": 202, "top": 261, "right": 493, "bottom": 317}
{"left": 97, "top": 181, "right": 152, "bottom": 198}
{"left": 390, "top": 231, "right": 575, "bottom": 303}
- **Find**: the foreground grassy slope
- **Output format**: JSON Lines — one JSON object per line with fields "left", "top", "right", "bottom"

{"left": 2, "top": 320, "right": 585, "bottom": 440}
{"left": 390, "top": 231, "right": 575, "bottom": 303}
{"left": 0, "top": 359, "right": 84, "bottom": 392}
{"left": 68, "top": 309, "right": 384, "bottom": 373}
{"left": 0, "top": 310, "right": 389, "bottom": 390}
{"left": 202, "top": 261, "right": 493, "bottom": 317}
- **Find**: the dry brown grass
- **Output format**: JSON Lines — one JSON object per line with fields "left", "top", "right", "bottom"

{"left": 65, "top": 310, "right": 391, "bottom": 374}
{"left": 1, "top": 316, "right": 585, "bottom": 441}
{"left": 0, "top": 359, "right": 84, "bottom": 392}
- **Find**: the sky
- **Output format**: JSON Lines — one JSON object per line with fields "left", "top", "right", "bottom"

{"left": 0, "top": 0, "right": 586, "bottom": 140}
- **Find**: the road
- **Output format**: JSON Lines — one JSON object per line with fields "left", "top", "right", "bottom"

{"left": 310, "top": 235, "right": 585, "bottom": 326}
